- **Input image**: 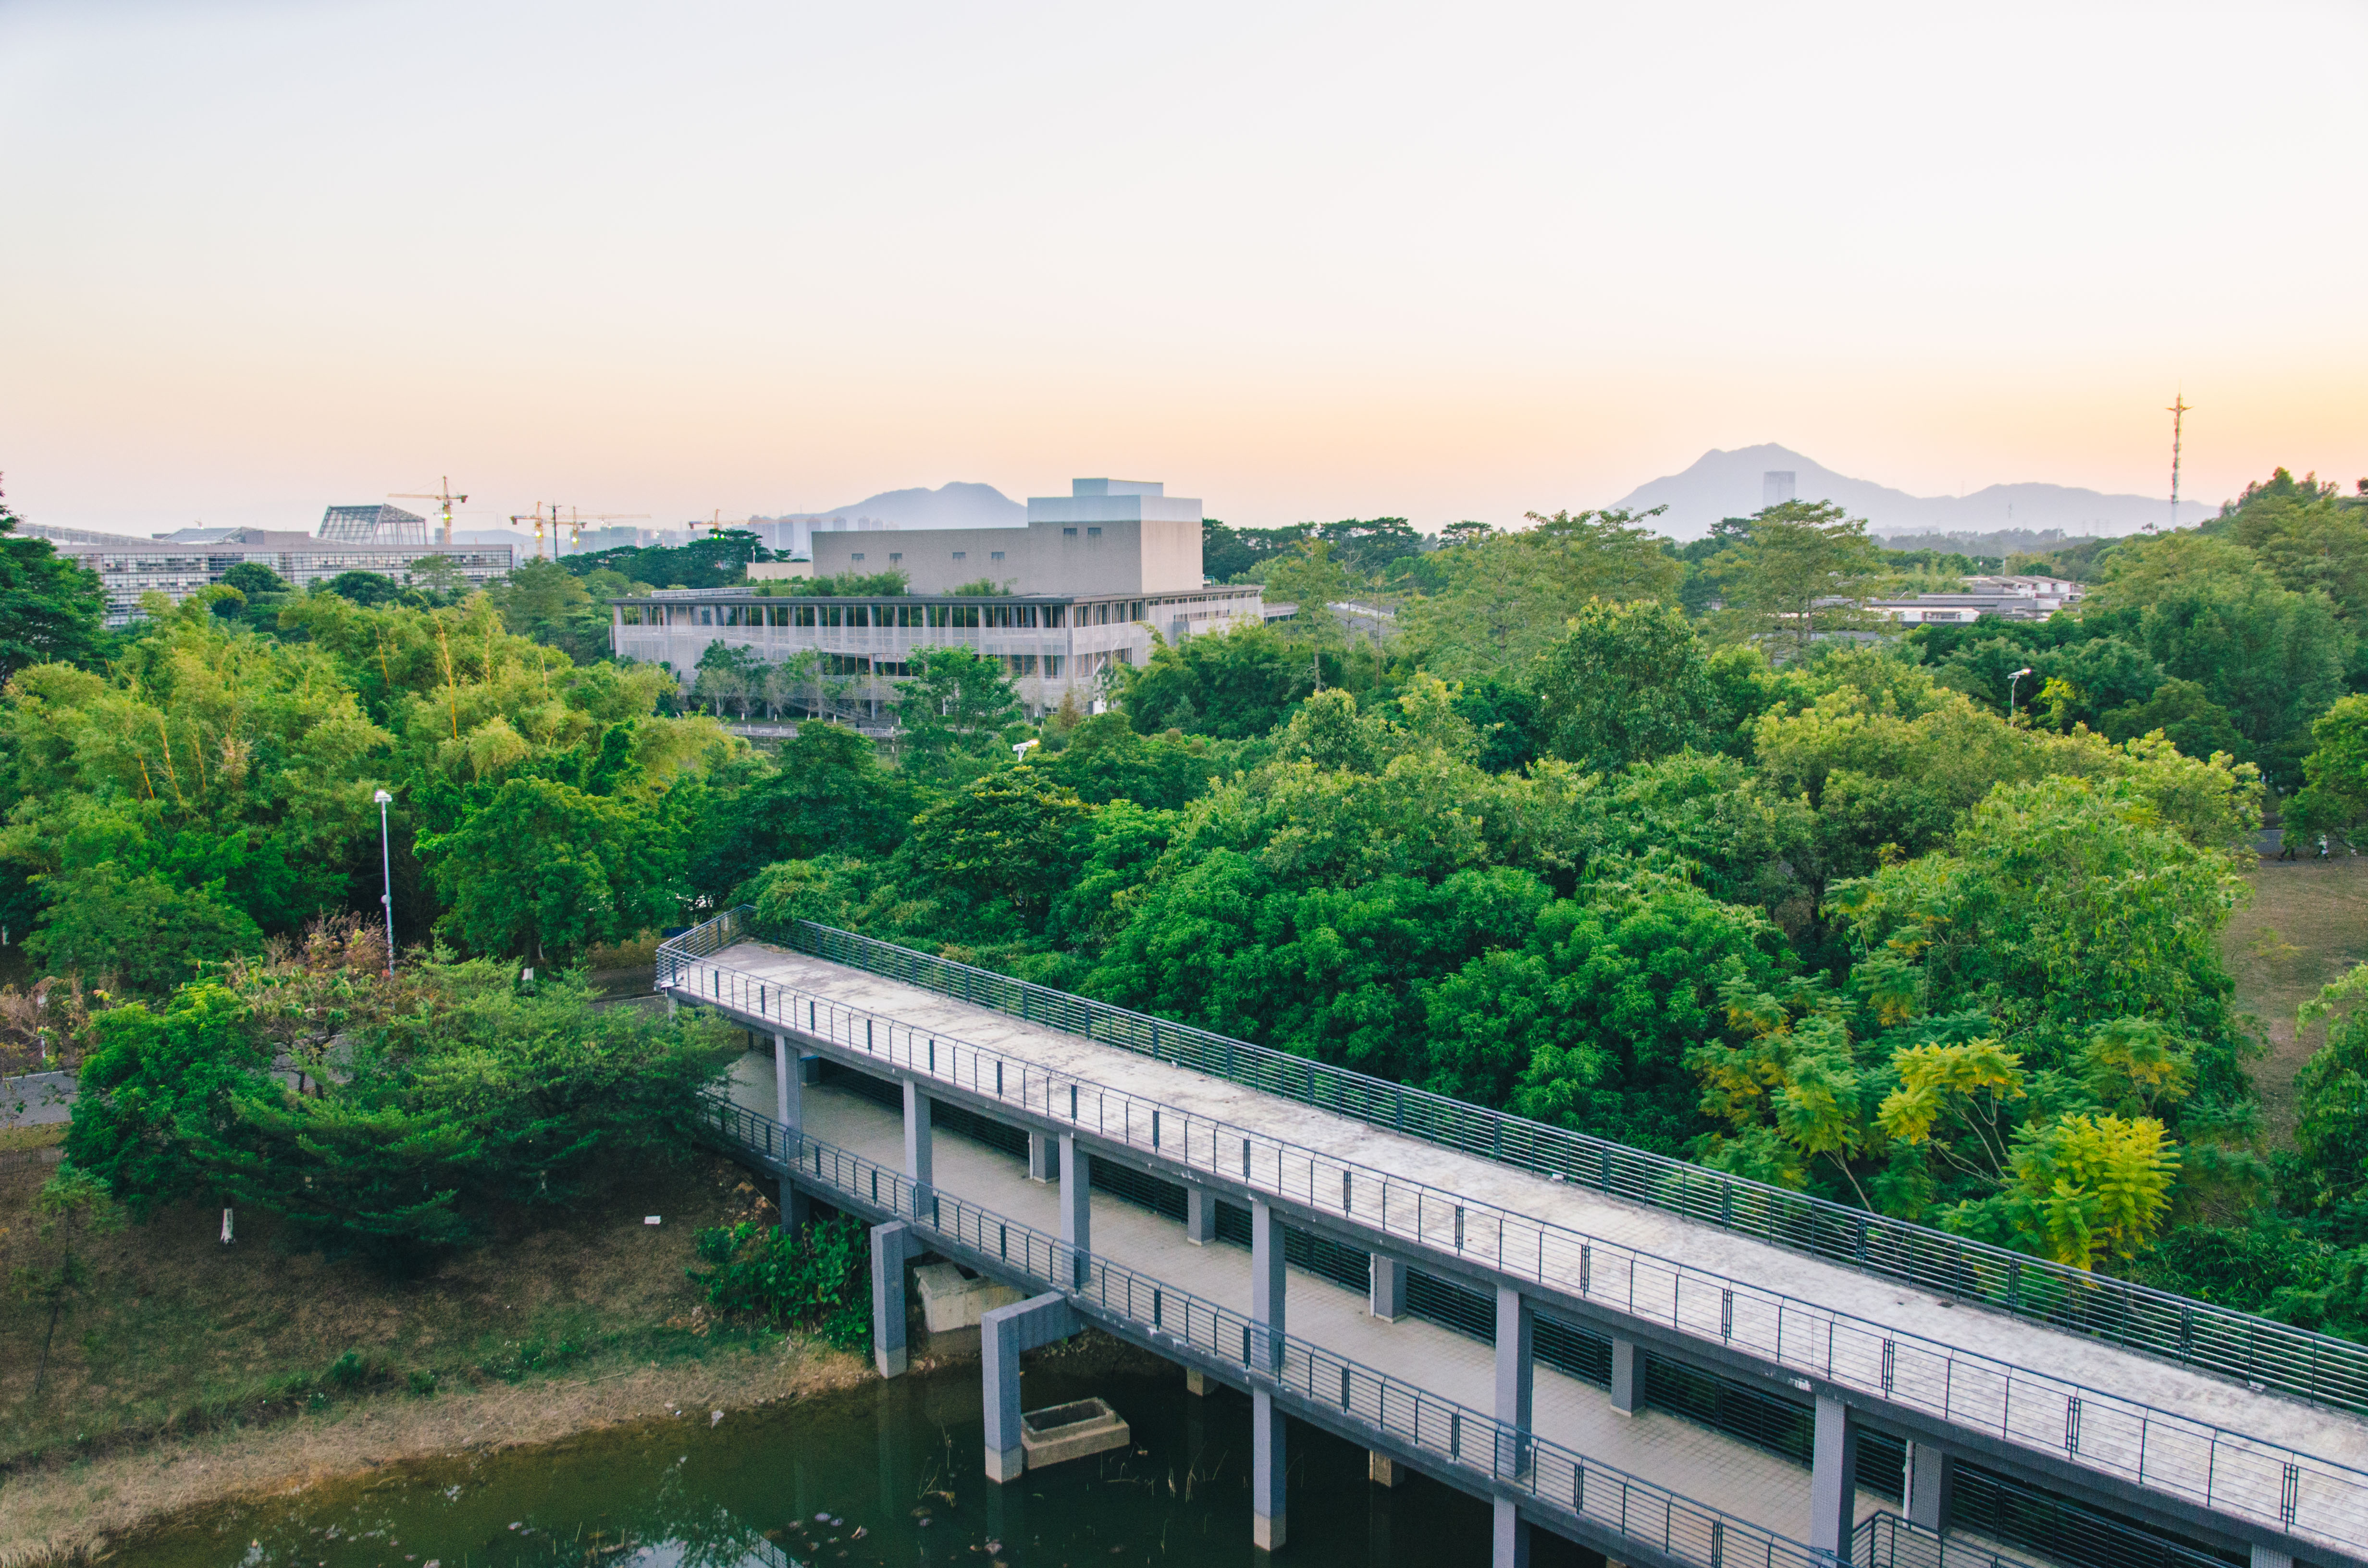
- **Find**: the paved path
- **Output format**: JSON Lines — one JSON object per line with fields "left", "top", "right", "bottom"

{"left": 2, "top": 1070, "right": 74, "bottom": 1128}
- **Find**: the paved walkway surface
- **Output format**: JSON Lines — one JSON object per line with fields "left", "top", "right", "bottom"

{"left": 726, "top": 1056, "right": 1903, "bottom": 1549}
{"left": 704, "top": 941, "right": 2368, "bottom": 1473}
{"left": 2, "top": 1070, "right": 74, "bottom": 1128}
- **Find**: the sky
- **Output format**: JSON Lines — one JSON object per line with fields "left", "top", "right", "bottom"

{"left": 3, "top": 0, "right": 2363, "bottom": 538}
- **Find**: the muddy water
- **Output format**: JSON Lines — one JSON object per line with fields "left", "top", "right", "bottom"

{"left": 119, "top": 1360, "right": 1570, "bottom": 1567}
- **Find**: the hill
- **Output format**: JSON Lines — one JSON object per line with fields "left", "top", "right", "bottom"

{"left": 1613, "top": 443, "right": 2214, "bottom": 540}
{"left": 771, "top": 481, "right": 1025, "bottom": 530}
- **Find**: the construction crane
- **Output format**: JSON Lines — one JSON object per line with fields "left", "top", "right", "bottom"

{"left": 506, "top": 503, "right": 651, "bottom": 562}
{"left": 558, "top": 507, "right": 649, "bottom": 557}
{"left": 389, "top": 478, "right": 468, "bottom": 548}
{"left": 705, "top": 509, "right": 762, "bottom": 539}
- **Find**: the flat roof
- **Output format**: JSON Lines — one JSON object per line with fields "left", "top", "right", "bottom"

{"left": 611, "top": 585, "right": 1260, "bottom": 606}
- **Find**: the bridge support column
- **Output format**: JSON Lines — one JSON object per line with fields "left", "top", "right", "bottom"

{"left": 1184, "top": 1182, "right": 1216, "bottom": 1245}
{"left": 773, "top": 1034, "right": 808, "bottom": 1233}
{"left": 902, "top": 1081, "right": 933, "bottom": 1220}
{"left": 1185, "top": 1366, "right": 1209, "bottom": 1396}
{"left": 1250, "top": 1199, "right": 1285, "bottom": 1374}
{"left": 981, "top": 1292, "right": 1080, "bottom": 1483}
{"left": 870, "top": 1222, "right": 918, "bottom": 1378}
{"left": 1027, "top": 1131, "right": 1053, "bottom": 1183}
{"left": 1058, "top": 1134, "right": 1091, "bottom": 1288}
{"left": 1905, "top": 1442, "right": 1954, "bottom": 1532}
{"left": 1369, "top": 1253, "right": 1406, "bottom": 1322}
{"left": 1368, "top": 1451, "right": 1406, "bottom": 1487}
{"left": 1252, "top": 1389, "right": 1286, "bottom": 1550}
{"left": 1491, "top": 1497, "right": 1530, "bottom": 1568}
{"left": 1808, "top": 1395, "right": 1859, "bottom": 1564}
{"left": 1493, "top": 1286, "right": 1533, "bottom": 1480}
{"left": 1608, "top": 1336, "right": 1640, "bottom": 1415}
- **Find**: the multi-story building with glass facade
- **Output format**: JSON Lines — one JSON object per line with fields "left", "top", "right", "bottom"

{"left": 607, "top": 479, "right": 1267, "bottom": 718}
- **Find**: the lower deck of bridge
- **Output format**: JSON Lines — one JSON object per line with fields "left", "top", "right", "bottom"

{"left": 727, "top": 1055, "right": 1921, "bottom": 1553}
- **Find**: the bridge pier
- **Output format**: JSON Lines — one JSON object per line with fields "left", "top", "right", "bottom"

{"left": 1493, "top": 1286, "right": 1533, "bottom": 1480}
{"left": 1026, "top": 1130, "right": 1053, "bottom": 1183}
{"left": 1184, "top": 1181, "right": 1216, "bottom": 1245}
{"left": 1368, "top": 1450, "right": 1406, "bottom": 1486}
{"left": 1608, "top": 1335, "right": 1640, "bottom": 1415}
{"left": 870, "top": 1221, "right": 920, "bottom": 1378}
{"left": 1491, "top": 1497, "right": 1530, "bottom": 1568}
{"left": 902, "top": 1081, "right": 934, "bottom": 1219}
{"left": 981, "top": 1292, "right": 1081, "bottom": 1482}
{"left": 1251, "top": 1198, "right": 1285, "bottom": 1374}
{"left": 1058, "top": 1134, "right": 1091, "bottom": 1287}
{"left": 772, "top": 1035, "right": 808, "bottom": 1233}
{"left": 1808, "top": 1395, "right": 1859, "bottom": 1564}
{"left": 1253, "top": 1389, "right": 1286, "bottom": 1550}
{"left": 1905, "top": 1441, "right": 1954, "bottom": 1531}
{"left": 1369, "top": 1253, "right": 1405, "bottom": 1321}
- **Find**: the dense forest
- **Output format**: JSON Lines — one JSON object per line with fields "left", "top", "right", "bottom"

{"left": 7, "top": 472, "right": 2368, "bottom": 1334}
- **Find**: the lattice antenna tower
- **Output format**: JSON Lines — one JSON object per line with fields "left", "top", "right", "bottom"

{"left": 2167, "top": 392, "right": 2192, "bottom": 530}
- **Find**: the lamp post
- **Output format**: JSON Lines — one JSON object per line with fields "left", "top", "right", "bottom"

{"left": 2008, "top": 666, "right": 2034, "bottom": 724}
{"left": 372, "top": 788, "right": 395, "bottom": 976}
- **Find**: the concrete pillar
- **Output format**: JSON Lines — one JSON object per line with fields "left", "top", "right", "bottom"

{"left": 1184, "top": 1182, "right": 1216, "bottom": 1245}
{"left": 1252, "top": 1388, "right": 1286, "bottom": 1551}
{"left": 1058, "top": 1133, "right": 1091, "bottom": 1288}
{"left": 1250, "top": 1198, "right": 1286, "bottom": 1375}
{"left": 1609, "top": 1336, "right": 1640, "bottom": 1415}
{"left": 981, "top": 1292, "right": 1081, "bottom": 1483}
{"left": 1027, "top": 1130, "right": 1054, "bottom": 1183}
{"left": 902, "top": 1080, "right": 933, "bottom": 1218}
{"left": 2250, "top": 1547, "right": 2294, "bottom": 1568}
{"left": 1493, "top": 1285, "right": 1533, "bottom": 1480}
{"left": 1809, "top": 1395, "right": 1859, "bottom": 1563}
{"left": 1369, "top": 1451, "right": 1406, "bottom": 1487}
{"left": 1906, "top": 1442, "right": 1954, "bottom": 1532}
{"left": 1491, "top": 1496, "right": 1530, "bottom": 1568}
{"left": 666, "top": 992, "right": 678, "bottom": 1018}
{"left": 1370, "top": 1253, "right": 1406, "bottom": 1322}
{"left": 774, "top": 1034, "right": 809, "bottom": 1233}
{"left": 870, "top": 1222, "right": 916, "bottom": 1378}
{"left": 1185, "top": 1366, "right": 1209, "bottom": 1397}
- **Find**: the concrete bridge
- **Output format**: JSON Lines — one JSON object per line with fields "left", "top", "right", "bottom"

{"left": 660, "top": 911, "right": 2368, "bottom": 1568}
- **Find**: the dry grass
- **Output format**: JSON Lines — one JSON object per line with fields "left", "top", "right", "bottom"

{"left": 2224, "top": 854, "right": 2368, "bottom": 1144}
{"left": 0, "top": 1145, "right": 833, "bottom": 1557}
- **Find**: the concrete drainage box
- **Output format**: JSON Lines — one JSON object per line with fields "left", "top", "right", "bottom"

{"left": 913, "top": 1262, "right": 1024, "bottom": 1355}
{"left": 1019, "top": 1398, "right": 1130, "bottom": 1470}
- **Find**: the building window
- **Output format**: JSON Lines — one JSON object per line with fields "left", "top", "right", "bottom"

{"left": 951, "top": 551, "right": 966, "bottom": 561}
{"left": 1043, "top": 654, "right": 1064, "bottom": 676}
{"left": 1087, "top": 527, "right": 1102, "bottom": 538}
{"left": 851, "top": 552, "right": 865, "bottom": 562}
{"left": 889, "top": 552, "right": 901, "bottom": 562}
{"left": 990, "top": 551, "right": 1005, "bottom": 562}
{"left": 1062, "top": 527, "right": 1077, "bottom": 536}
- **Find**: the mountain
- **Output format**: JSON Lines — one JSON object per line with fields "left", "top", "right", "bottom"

{"left": 774, "top": 481, "right": 1026, "bottom": 529}
{"left": 1611, "top": 444, "right": 2214, "bottom": 540}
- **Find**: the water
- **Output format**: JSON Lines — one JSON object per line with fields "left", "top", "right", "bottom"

{"left": 120, "top": 1361, "right": 1587, "bottom": 1567}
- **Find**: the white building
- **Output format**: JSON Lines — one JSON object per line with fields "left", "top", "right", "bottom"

{"left": 608, "top": 478, "right": 1262, "bottom": 718}
{"left": 1869, "top": 574, "right": 2085, "bottom": 626}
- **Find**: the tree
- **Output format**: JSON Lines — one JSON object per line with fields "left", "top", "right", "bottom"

{"left": 1264, "top": 539, "right": 1351, "bottom": 652}
{"left": 692, "top": 641, "right": 762, "bottom": 718}
{"left": 1400, "top": 508, "right": 1683, "bottom": 680}
{"left": 1529, "top": 600, "right": 1718, "bottom": 774}
{"left": 2292, "top": 965, "right": 2368, "bottom": 1237}
{"left": 1202, "top": 520, "right": 1309, "bottom": 584}
{"left": 1715, "top": 500, "right": 1886, "bottom": 657}
{"left": 685, "top": 723, "right": 921, "bottom": 906}
{"left": 11, "top": 1164, "right": 125, "bottom": 1395}
{"left": 418, "top": 776, "right": 688, "bottom": 961}
{"left": 1036, "top": 712, "right": 1220, "bottom": 809}
{"left": 1123, "top": 623, "right": 1321, "bottom": 738}
{"left": 892, "top": 647, "right": 1024, "bottom": 778}
{"left": 491, "top": 557, "right": 611, "bottom": 664}
{"left": 897, "top": 768, "right": 1095, "bottom": 922}
{"left": 27, "top": 864, "right": 266, "bottom": 993}
{"left": 0, "top": 483, "right": 108, "bottom": 681}
{"left": 324, "top": 570, "right": 403, "bottom": 608}
{"left": 2283, "top": 694, "right": 2368, "bottom": 845}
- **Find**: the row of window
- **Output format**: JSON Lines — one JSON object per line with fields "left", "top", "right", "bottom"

{"left": 808, "top": 653, "right": 1066, "bottom": 678}
{"left": 619, "top": 600, "right": 1154, "bottom": 629}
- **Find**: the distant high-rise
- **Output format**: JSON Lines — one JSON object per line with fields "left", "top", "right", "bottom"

{"left": 1763, "top": 471, "right": 1797, "bottom": 509}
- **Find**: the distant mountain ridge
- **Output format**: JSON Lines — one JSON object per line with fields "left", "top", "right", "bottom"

{"left": 1613, "top": 444, "right": 2213, "bottom": 540}
{"left": 768, "top": 481, "right": 1025, "bottom": 529}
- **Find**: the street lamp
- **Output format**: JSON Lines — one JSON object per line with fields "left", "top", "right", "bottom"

{"left": 2008, "top": 667, "right": 2034, "bottom": 723}
{"left": 1011, "top": 738, "right": 1040, "bottom": 764}
{"left": 372, "top": 788, "right": 395, "bottom": 976}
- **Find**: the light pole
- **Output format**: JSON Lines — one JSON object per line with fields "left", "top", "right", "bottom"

{"left": 372, "top": 788, "right": 395, "bottom": 976}
{"left": 2008, "top": 666, "right": 2034, "bottom": 724}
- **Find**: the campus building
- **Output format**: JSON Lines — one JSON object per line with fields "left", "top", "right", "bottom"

{"left": 608, "top": 479, "right": 1264, "bottom": 718}
{"left": 1867, "top": 574, "right": 2085, "bottom": 625}
{"left": 25, "top": 506, "right": 515, "bottom": 625}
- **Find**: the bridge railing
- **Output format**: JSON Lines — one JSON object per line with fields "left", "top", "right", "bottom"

{"left": 686, "top": 911, "right": 2368, "bottom": 1422}
{"left": 661, "top": 913, "right": 2368, "bottom": 1556}
{"left": 1846, "top": 1516, "right": 2054, "bottom": 1568}
{"left": 696, "top": 1090, "right": 1839, "bottom": 1568}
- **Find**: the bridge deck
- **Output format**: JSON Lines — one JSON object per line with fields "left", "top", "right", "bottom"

{"left": 711, "top": 939, "right": 2364, "bottom": 1473}
{"left": 726, "top": 1057, "right": 1903, "bottom": 1548}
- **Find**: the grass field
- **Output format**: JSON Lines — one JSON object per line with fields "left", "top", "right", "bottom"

{"left": 2224, "top": 850, "right": 2368, "bottom": 1145}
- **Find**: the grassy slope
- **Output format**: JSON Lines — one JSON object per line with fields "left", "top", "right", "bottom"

{"left": 2223, "top": 851, "right": 2368, "bottom": 1144}
{"left": 0, "top": 1140, "right": 783, "bottom": 1472}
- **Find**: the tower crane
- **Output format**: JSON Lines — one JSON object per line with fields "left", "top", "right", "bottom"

{"left": 389, "top": 478, "right": 468, "bottom": 548}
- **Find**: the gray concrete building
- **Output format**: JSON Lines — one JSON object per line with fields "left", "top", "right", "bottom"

{"left": 610, "top": 478, "right": 1263, "bottom": 718}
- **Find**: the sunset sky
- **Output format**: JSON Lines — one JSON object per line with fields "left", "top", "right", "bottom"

{"left": 3, "top": 0, "right": 2361, "bottom": 537}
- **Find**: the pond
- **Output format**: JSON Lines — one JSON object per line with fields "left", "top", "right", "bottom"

{"left": 121, "top": 1357, "right": 1593, "bottom": 1567}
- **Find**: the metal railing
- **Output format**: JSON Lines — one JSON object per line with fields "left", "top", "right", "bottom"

{"left": 1847, "top": 1516, "right": 2055, "bottom": 1568}
{"left": 707, "top": 911, "right": 2368, "bottom": 1424}
{"left": 697, "top": 1090, "right": 1836, "bottom": 1568}
{"left": 660, "top": 910, "right": 2368, "bottom": 1557}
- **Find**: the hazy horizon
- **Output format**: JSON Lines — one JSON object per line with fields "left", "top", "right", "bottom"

{"left": 4, "top": 0, "right": 2361, "bottom": 535}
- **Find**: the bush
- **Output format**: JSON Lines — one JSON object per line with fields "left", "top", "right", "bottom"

{"left": 688, "top": 1214, "right": 870, "bottom": 1350}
